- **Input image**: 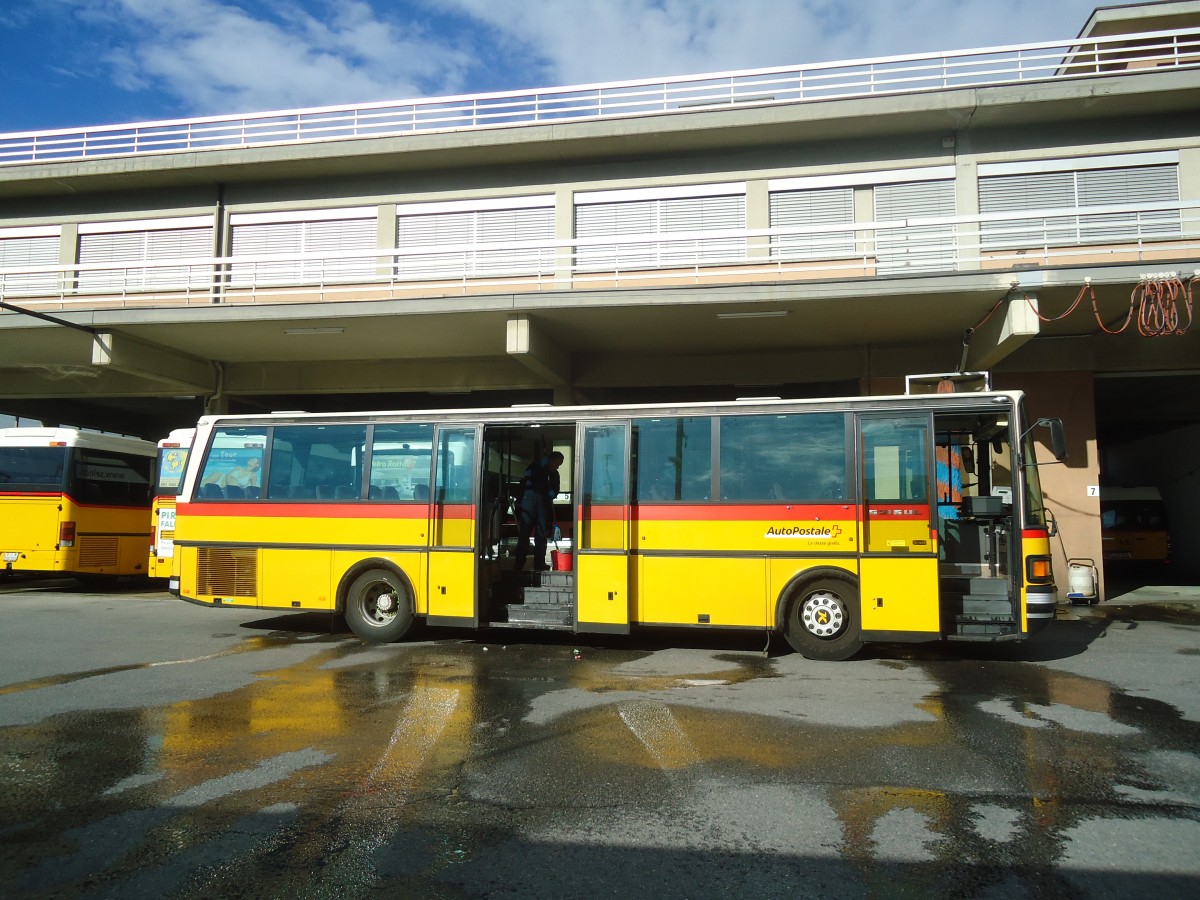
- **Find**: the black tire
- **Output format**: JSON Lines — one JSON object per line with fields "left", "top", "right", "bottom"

{"left": 783, "top": 577, "right": 863, "bottom": 661}
{"left": 343, "top": 569, "right": 414, "bottom": 643}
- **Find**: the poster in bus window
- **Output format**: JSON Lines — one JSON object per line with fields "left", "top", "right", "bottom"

{"left": 201, "top": 448, "right": 264, "bottom": 490}
{"left": 159, "top": 449, "right": 189, "bottom": 491}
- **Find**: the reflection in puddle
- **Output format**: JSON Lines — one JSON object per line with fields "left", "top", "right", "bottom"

{"left": 2, "top": 632, "right": 1199, "bottom": 895}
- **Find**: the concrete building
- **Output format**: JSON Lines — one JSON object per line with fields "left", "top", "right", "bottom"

{"left": 2, "top": 2, "right": 1199, "bottom": 592}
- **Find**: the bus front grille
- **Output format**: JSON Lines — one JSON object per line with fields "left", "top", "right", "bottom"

{"left": 78, "top": 535, "right": 119, "bottom": 568}
{"left": 197, "top": 547, "right": 258, "bottom": 597}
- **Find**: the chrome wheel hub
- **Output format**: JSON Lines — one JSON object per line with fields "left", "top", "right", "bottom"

{"left": 801, "top": 590, "right": 844, "bottom": 638}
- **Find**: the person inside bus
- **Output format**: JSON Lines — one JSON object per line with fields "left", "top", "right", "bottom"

{"left": 513, "top": 450, "right": 564, "bottom": 571}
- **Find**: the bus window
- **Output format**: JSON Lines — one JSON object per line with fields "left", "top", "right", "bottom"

{"left": 863, "top": 418, "right": 928, "bottom": 503}
{"left": 74, "top": 450, "right": 153, "bottom": 506}
{"left": 197, "top": 427, "right": 267, "bottom": 500}
{"left": 368, "top": 423, "right": 433, "bottom": 500}
{"left": 266, "top": 424, "right": 366, "bottom": 501}
{"left": 435, "top": 428, "right": 476, "bottom": 504}
{"left": 718, "top": 412, "right": 847, "bottom": 501}
{"left": 156, "top": 445, "right": 190, "bottom": 497}
{"left": 632, "top": 416, "right": 712, "bottom": 502}
{"left": 581, "top": 425, "right": 627, "bottom": 504}
{"left": 0, "top": 446, "right": 65, "bottom": 488}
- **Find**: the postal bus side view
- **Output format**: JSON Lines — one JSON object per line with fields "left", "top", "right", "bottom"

{"left": 173, "top": 388, "right": 1065, "bottom": 660}
{"left": 0, "top": 427, "right": 156, "bottom": 579}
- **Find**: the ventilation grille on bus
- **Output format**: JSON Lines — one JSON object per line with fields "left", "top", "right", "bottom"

{"left": 197, "top": 547, "right": 258, "bottom": 598}
{"left": 78, "top": 536, "right": 119, "bottom": 568}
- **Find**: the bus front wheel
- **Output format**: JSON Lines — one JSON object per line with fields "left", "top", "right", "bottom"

{"left": 344, "top": 569, "right": 414, "bottom": 643}
{"left": 784, "top": 578, "right": 863, "bottom": 661}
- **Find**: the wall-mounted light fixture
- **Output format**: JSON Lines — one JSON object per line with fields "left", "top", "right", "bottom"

{"left": 715, "top": 310, "right": 789, "bottom": 319}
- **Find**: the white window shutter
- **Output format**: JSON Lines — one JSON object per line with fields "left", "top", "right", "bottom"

{"left": 79, "top": 227, "right": 212, "bottom": 292}
{"left": 873, "top": 181, "right": 957, "bottom": 273}
{"left": 0, "top": 235, "right": 61, "bottom": 295}
{"left": 769, "top": 188, "right": 855, "bottom": 259}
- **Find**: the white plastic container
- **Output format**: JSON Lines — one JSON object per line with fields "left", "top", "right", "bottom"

{"left": 1067, "top": 558, "right": 1099, "bottom": 604}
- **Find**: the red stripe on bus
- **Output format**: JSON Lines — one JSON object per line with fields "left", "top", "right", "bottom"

{"left": 1022, "top": 528, "right": 1049, "bottom": 539}
{"left": 0, "top": 491, "right": 62, "bottom": 498}
{"left": 177, "top": 502, "right": 474, "bottom": 520}
{"left": 631, "top": 503, "right": 859, "bottom": 521}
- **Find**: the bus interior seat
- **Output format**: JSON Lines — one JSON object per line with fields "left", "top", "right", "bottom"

{"left": 199, "top": 483, "right": 224, "bottom": 500}
{"left": 224, "top": 485, "right": 245, "bottom": 499}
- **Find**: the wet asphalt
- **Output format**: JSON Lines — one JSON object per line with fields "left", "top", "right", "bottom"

{"left": 0, "top": 575, "right": 1197, "bottom": 899}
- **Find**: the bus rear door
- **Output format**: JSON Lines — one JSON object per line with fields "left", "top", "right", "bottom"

{"left": 575, "top": 421, "right": 631, "bottom": 634}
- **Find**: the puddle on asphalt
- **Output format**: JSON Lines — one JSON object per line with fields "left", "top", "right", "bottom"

{"left": 2, "top": 630, "right": 1199, "bottom": 896}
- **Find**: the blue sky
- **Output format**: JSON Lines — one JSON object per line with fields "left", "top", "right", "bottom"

{"left": 2, "top": 0, "right": 1103, "bottom": 134}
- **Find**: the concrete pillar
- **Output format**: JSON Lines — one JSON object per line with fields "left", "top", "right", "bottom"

{"left": 746, "top": 179, "right": 770, "bottom": 259}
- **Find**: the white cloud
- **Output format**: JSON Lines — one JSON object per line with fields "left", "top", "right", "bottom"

{"left": 73, "top": 0, "right": 1103, "bottom": 116}
{"left": 96, "top": 0, "right": 474, "bottom": 114}
{"left": 440, "top": 0, "right": 1102, "bottom": 85}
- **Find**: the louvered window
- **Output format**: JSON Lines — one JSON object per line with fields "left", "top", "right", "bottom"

{"left": 395, "top": 201, "right": 555, "bottom": 279}
{"left": 979, "top": 164, "right": 1179, "bottom": 248}
{"left": 0, "top": 230, "right": 61, "bottom": 296}
{"left": 230, "top": 211, "right": 377, "bottom": 286}
{"left": 873, "top": 181, "right": 957, "bottom": 274}
{"left": 77, "top": 222, "right": 213, "bottom": 292}
{"left": 769, "top": 188, "right": 855, "bottom": 259}
{"left": 575, "top": 187, "right": 746, "bottom": 271}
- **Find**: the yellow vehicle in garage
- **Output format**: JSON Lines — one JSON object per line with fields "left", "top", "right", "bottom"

{"left": 1100, "top": 486, "right": 1171, "bottom": 565}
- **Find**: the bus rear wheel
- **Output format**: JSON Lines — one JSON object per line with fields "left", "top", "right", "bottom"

{"left": 784, "top": 577, "right": 863, "bottom": 661}
{"left": 344, "top": 569, "right": 414, "bottom": 643}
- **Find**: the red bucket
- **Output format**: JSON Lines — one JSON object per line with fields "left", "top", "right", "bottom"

{"left": 551, "top": 549, "right": 573, "bottom": 571}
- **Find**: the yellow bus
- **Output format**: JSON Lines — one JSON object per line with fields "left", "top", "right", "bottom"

{"left": 0, "top": 427, "right": 156, "bottom": 580}
{"left": 148, "top": 428, "right": 195, "bottom": 582}
{"left": 173, "top": 389, "right": 1065, "bottom": 660}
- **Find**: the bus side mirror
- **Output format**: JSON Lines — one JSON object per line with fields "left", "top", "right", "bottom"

{"left": 1041, "top": 418, "right": 1067, "bottom": 463}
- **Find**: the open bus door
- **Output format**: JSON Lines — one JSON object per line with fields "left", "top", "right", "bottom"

{"left": 856, "top": 414, "right": 942, "bottom": 639}
{"left": 426, "top": 424, "right": 482, "bottom": 628}
{"left": 574, "top": 420, "right": 631, "bottom": 634}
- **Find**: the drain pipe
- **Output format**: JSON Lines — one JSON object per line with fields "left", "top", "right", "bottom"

{"left": 205, "top": 360, "right": 226, "bottom": 414}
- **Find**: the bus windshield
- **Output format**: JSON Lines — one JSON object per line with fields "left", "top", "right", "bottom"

{"left": 1019, "top": 405, "right": 1050, "bottom": 530}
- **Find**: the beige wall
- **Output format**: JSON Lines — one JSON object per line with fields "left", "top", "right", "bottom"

{"left": 997, "top": 371, "right": 1103, "bottom": 599}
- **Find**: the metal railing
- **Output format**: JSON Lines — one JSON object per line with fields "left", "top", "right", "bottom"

{"left": 3, "top": 202, "right": 1197, "bottom": 309}
{"left": 1, "top": 27, "right": 1197, "bottom": 167}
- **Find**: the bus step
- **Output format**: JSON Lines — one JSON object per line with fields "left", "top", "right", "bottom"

{"left": 500, "top": 602, "right": 572, "bottom": 627}
{"left": 954, "top": 613, "right": 1017, "bottom": 624}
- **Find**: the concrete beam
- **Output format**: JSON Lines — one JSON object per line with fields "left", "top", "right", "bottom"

{"left": 91, "top": 332, "right": 214, "bottom": 392}
{"left": 964, "top": 291, "right": 1040, "bottom": 371}
{"left": 506, "top": 316, "right": 570, "bottom": 385}
{"left": 0, "top": 367, "right": 193, "bottom": 398}
{"left": 224, "top": 356, "right": 541, "bottom": 394}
